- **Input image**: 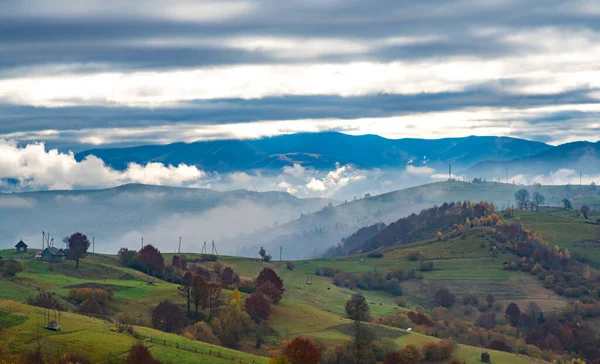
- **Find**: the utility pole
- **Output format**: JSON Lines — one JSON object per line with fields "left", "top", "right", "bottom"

{"left": 280, "top": 246, "right": 282, "bottom": 261}
{"left": 92, "top": 237, "right": 95, "bottom": 254}
{"left": 141, "top": 237, "right": 144, "bottom": 250}
{"left": 448, "top": 163, "right": 452, "bottom": 181}
{"left": 580, "top": 170, "right": 582, "bottom": 186}
{"left": 178, "top": 237, "right": 181, "bottom": 254}
{"left": 506, "top": 168, "right": 508, "bottom": 184}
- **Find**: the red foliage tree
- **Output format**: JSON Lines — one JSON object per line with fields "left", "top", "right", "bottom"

{"left": 245, "top": 292, "right": 271, "bottom": 323}
{"left": 126, "top": 344, "right": 161, "bottom": 364}
{"left": 150, "top": 300, "right": 187, "bottom": 333}
{"left": 383, "top": 351, "right": 408, "bottom": 364}
{"left": 505, "top": 302, "right": 521, "bottom": 326}
{"left": 285, "top": 337, "right": 322, "bottom": 364}
{"left": 257, "top": 281, "right": 284, "bottom": 304}
{"left": 191, "top": 273, "right": 208, "bottom": 316}
{"left": 434, "top": 287, "right": 456, "bottom": 307}
{"left": 206, "top": 281, "right": 223, "bottom": 319}
{"left": 139, "top": 244, "right": 165, "bottom": 276}
{"left": 220, "top": 266, "right": 239, "bottom": 287}
{"left": 256, "top": 268, "right": 284, "bottom": 295}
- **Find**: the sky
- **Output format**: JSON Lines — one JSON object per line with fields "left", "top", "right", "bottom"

{"left": 1, "top": 0, "right": 600, "bottom": 195}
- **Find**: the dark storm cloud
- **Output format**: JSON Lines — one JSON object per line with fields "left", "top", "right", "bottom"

{"left": 1, "top": 0, "right": 600, "bottom": 148}
{"left": 0, "top": 0, "right": 598, "bottom": 73}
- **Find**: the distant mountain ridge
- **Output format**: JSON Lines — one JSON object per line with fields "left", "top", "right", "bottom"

{"left": 465, "top": 140, "right": 600, "bottom": 177}
{"left": 75, "top": 132, "right": 551, "bottom": 173}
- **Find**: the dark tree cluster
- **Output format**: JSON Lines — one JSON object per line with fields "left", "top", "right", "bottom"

{"left": 350, "top": 201, "right": 495, "bottom": 254}
{"left": 332, "top": 268, "right": 420, "bottom": 295}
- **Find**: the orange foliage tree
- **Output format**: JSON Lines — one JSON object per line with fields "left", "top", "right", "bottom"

{"left": 284, "top": 337, "right": 322, "bottom": 364}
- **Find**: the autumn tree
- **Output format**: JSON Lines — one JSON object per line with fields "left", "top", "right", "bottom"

{"left": 486, "top": 294, "right": 495, "bottom": 308}
{"left": 0, "top": 260, "right": 23, "bottom": 278}
{"left": 178, "top": 272, "right": 193, "bottom": 316}
{"left": 514, "top": 189, "right": 530, "bottom": 210}
{"left": 118, "top": 248, "right": 136, "bottom": 267}
{"left": 505, "top": 302, "right": 521, "bottom": 326}
{"left": 256, "top": 267, "right": 284, "bottom": 303}
{"left": 66, "top": 232, "right": 91, "bottom": 269}
{"left": 398, "top": 345, "right": 421, "bottom": 362}
{"left": 532, "top": 192, "right": 545, "bottom": 211}
{"left": 216, "top": 291, "right": 253, "bottom": 348}
{"left": 151, "top": 300, "right": 187, "bottom": 333}
{"left": 285, "top": 337, "right": 322, "bottom": 364}
{"left": 126, "top": 344, "right": 160, "bottom": 364}
{"left": 245, "top": 292, "right": 271, "bottom": 323}
{"left": 139, "top": 244, "right": 165, "bottom": 277}
{"left": 581, "top": 204, "right": 591, "bottom": 219}
{"left": 191, "top": 273, "right": 208, "bottom": 317}
{"left": 220, "top": 266, "right": 239, "bottom": 287}
{"left": 434, "top": 287, "right": 456, "bottom": 308}
{"left": 345, "top": 293, "right": 371, "bottom": 322}
{"left": 383, "top": 351, "right": 407, "bottom": 364}
{"left": 207, "top": 282, "right": 223, "bottom": 319}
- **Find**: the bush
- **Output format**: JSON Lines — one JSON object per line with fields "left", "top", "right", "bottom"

{"left": 126, "top": 344, "right": 161, "bottom": 364}
{"left": 238, "top": 278, "right": 256, "bottom": 294}
{"left": 27, "top": 291, "right": 66, "bottom": 311}
{"left": 398, "top": 344, "right": 421, "bottom": 362}
{"left": 407, "top": 251, "right": 421, "bottom": 261}
{"left": 394, "top": 297, "right": 409, "bottom": 308}
{"left": 462, "top": 293, "right": 479, "bottom": 306}
{"left": 434, "top": 287, "right": 456, "bottom": 307}
{"left": 367, "top": 252, "right": 383, "bottom": 258}
{"left": 286, "top": 262, "right": 295, "bottom": 271}
{"left": 0, "top": 260, "right": 22, "bottom": 278}
{"left": 419, "top": 260, "right": 434, "bottom": 271}
{"left": 184, "top": 322, "right": 220, "bottom": 345}
{"left": 151, "top": 300, "right": 188, "bottom": 333}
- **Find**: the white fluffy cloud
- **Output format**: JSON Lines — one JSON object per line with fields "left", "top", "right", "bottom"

{"left": 0, "top": 140, "right": 206, "bottom": 190}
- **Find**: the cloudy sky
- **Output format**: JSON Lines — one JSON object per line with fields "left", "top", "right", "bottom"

{"left": 1, "top": 0, "right": 600, "bottom": 150}
{"left": 1, "top": 0, "right": 600, "bottom": 195}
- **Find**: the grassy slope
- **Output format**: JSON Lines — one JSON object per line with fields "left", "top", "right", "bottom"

{"left": 0, "top": 232, "right": 555, "bottom": 363}
{"left": 0, "top": 300, "right": 268, "bottom": 364}
{"left": 511, "top": 210, "right": 600, "bottom": 264}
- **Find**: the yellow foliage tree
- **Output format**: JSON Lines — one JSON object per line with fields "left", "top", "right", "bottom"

{"left": 230, "top": 289, "right": 242, "bottom": 311}
{"left": 436, "top": 232, "right": 443, "bottom": 241}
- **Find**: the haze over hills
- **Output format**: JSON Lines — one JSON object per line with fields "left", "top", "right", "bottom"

{"left": 465, "top": 140, "right": 600, "bottom": 180}
{"left": 0, "top": 183, "right": 334, "bottom": 254}
{"left": 75, "top": 132, "right": 551, "bottom": 173}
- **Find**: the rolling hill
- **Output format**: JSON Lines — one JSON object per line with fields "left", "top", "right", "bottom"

{"left": 0, "top": 184, "right": 334, "bottom": 255}
{"left": 75, "top": 132, "right": 551, "bottom": 173}
{"left": 466, "top": 140, "right": 600, "bottom": 178}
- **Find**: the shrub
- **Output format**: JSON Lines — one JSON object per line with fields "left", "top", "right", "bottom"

{"left": 0, "top": 260, "right": 22, "bottom": 278}
{"left": 184, "top": 321, "right": 220, "bottom": 345}
{"left": 27, "top": 291, "right": 66, "bottom": 311}
{"left": 126, "top": 344, "right": 161, "bottom": 364}
{"left": 394, "top": 297, "right": 409, "bottom": 308}
{"left": 151, "top": 300, "right": 187, "bottom": 333}
{"left": 434, "top": 287, "right": 456, "bottom": 307}
{"left": 238, "top": 278, "right": 256, "bottom": 294}
{"left": 462, "top": 293, "right": 478, "bottom": 306}
{"left": 367, "top": 252, "right": 384, "bottom": 258}
{"left": 407, "top": 251, "right": 421, "bottom": 261}
{"left": 419, "top": 260, "right": 434, "bottom": 271}
{"left": 398, "top": 344, "right": 421, "bottom": 362}
{"left": 286, "top": 262, "right": 295, "bottom": 271}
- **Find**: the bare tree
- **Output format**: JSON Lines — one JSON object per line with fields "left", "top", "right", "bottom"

{"left": 532, "top": 192, "right": 545, "bottom": 211}
{"left": 514, "top": 189, "right": 530, "bottom": 210}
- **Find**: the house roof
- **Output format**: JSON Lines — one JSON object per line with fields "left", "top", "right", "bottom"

{"left": 15, "top": 240, "right": 27, "bottom": 248}
{"left": 43, "top": 247, "right": 64, "bottom": 256}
